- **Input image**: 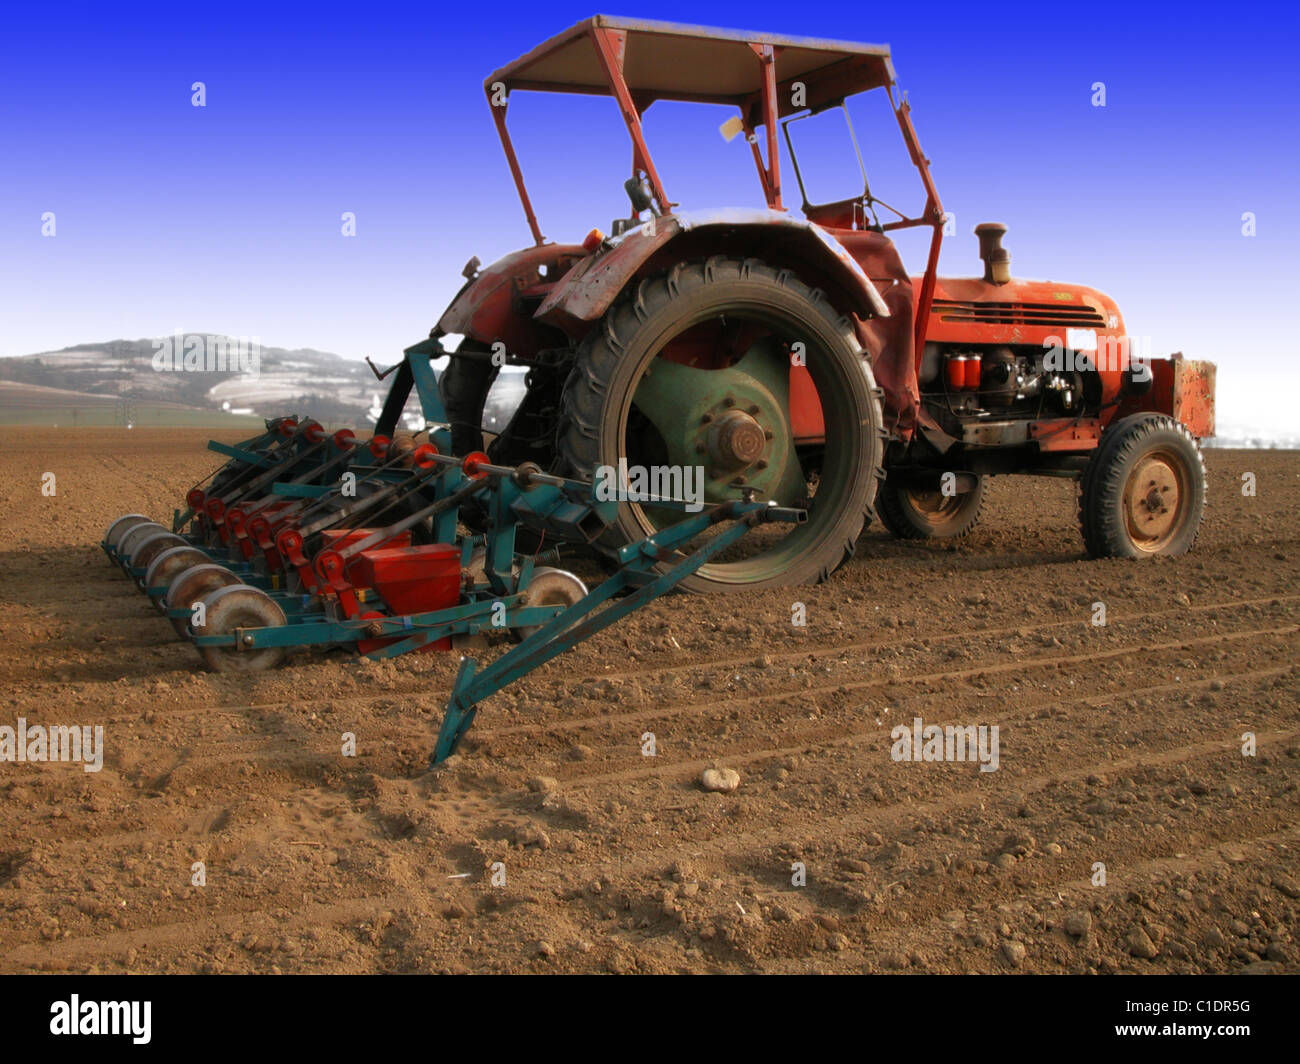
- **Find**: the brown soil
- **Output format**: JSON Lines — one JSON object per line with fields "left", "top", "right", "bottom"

{"left": 0, "top": 427, "right": 1296, "bottom": 974}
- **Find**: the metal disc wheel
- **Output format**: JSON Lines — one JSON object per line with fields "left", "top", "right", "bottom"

{"left": 192, "top": 584, "right": 287, "bottom": 672}
{"left": 116, "top": 521, "right": 168, "bottom": 563}
{"left": 129, "top": 531, "right": 188, "bottom": 572}
{"left": 164, "top": 563, "right": 242, "bottom": 637}
{"left": 105, "top": 514, "right": 152, "bottom": 553}
{"left": 876, "top": 476, "right": 985, "bottom": 540}
{"left": 512, "top": 567, "right": 588, "bottom": 641}
{"left": 556, "top": 257, "right": 885, "bottom": 592}
{"left": 1079, "top": 413, "right": 1206, "bottom": 558}
{"left": 144, "top": 546, "right": 213, "bottom": 607}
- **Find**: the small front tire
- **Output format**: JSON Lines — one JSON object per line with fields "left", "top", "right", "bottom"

{"left": 1079, "top": 413, "right": 1206, "bottom": 558}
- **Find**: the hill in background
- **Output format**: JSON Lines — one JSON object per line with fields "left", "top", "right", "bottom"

{"left": 0, "top": 336, "right": 526, "bottom": 431}
{"left": 0, "top": 336, "right": 385, "bottom": 426}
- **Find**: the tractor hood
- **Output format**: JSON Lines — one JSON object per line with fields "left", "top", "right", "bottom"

{"left": 921, "top": 275, "right": 1126, "bottom": 350}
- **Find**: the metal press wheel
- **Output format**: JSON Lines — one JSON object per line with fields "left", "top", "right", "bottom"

{"left": 192, "top": 584, "right": 287, "bottom": 673}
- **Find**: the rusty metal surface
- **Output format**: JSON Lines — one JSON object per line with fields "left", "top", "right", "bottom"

{"left": 961, "top": 416, "right": 1099, "bottom": 453}
{"left": 961, "top": 420, "right": 1030, "bottom": 447}
{"left": 836, "top": 229, "right": 917, "bottom": 438}
{"left": 1119, "top": 356, "right": 1216, "bottom": 438}
{"left": 536, "top": 210, "right": 890, "bottom": 327}
{"left": 1173, "top": 359, "right": 1216, "bottom": 438}
{"left": 1029, "top": 418, "right": 1101, "bottom": 452}
{"left": 484, "top": 15, "right": 892, "bottom": 107}
{"left": 924, "top": 276, "right": 1126, "bottom": 346}
{"left": 533, "top": 220, "right": 675, "bottom": 328}
{"left": 437, "top": 244, "right": 584, "bottom": 355}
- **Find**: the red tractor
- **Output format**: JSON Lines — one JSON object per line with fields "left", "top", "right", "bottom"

{"left": 434, "top": 15, "right": 1215, "bottom": 593}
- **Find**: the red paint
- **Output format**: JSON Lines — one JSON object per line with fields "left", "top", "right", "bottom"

{"left": 788, "top": 364, "right": 823, "bottom": 442}
{"left": 353, "top": 544, "right": 462, "bottom": 653}
{"left": 320, "top": 528, "right": 412, "bottom": 584}
{"left": 945, "top": 355, "right": 968, "bottom": 391}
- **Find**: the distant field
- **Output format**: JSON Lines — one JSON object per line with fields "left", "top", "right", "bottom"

{"left": 0, "top": 406, "right": 266, "bottom": 429}
{"left": 0, "top": 380, "right": 265, "bottom": 429}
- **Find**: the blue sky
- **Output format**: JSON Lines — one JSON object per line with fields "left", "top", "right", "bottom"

{"left": 1, "top": 0, "right": 1296, "bottom": 433}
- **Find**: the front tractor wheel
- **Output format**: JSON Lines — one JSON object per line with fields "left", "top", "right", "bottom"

{"left": 877, "top": 476, "right": 985, "bottom": 540}
{"left": 1079, "top": 413, "right": 1207, "bottom": 558}
{"left": 557, "top": 256, "right": 885, "bottom": 592}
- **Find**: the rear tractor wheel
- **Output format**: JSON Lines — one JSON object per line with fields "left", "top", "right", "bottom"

{"left": 556, "top": 256, "right": 885, "bottom": 592}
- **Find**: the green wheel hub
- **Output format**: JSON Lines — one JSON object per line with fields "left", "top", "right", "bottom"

{"left": 627, "top": 338, "right": 807, "bottom": 516}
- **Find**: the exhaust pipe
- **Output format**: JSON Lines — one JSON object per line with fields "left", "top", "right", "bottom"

{"left": 975, "top": 223, "right": 1011, "bottom": 285}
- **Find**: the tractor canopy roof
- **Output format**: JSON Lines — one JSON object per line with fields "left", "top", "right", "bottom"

{"left": 486, "top": 15, "right": 897, "bottom": 124}
{"left": 484, "top": 16, "right": 936, "bottom": 248}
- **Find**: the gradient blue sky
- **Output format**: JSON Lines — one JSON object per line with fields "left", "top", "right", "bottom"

{"left": 2, "top": 0, "right": 1296, "bottom": 433}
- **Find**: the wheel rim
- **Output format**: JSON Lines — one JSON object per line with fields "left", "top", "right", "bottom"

{"left": 904, "top": 488, "right": 969, "bottom": 532}
{"left": 145, "top": 546, "right": 212, "bottom": 609}
{"left": 514, "top": 568, "right": 587, "bottom": 641}
{"left": 614, "top": 310, "right": 864, "bottom": 586}
{"left": 117, "top": 522, "right": 167, "bottom": 562}
{"left": 1123, "top": 449, "right": 1187, "bottom": 552}
{"left": 130, "top": 531, "right": 187, "bottom": 571}
{"left": 165, "top": 563, "right": 242, "bottom": 637}
{"left": 105, "top": 514, "right": 151, "bottom": 550}
{"left": 194, "top": 585, "right": 286, "bottom": 672}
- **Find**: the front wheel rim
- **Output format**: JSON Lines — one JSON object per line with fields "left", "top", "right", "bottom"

{"left": 1123, "top": 449, "right": 1188, "bottom": 552}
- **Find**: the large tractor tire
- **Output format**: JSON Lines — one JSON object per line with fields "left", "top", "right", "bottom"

{"left": 877, "top": 475, "right": 985, "bottom": 540}
{"left": 1078, "top": 413, "right": 1206, "bottom": 558}
{"left": 556, "top": 256, "right": 885, "bottom": 592}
